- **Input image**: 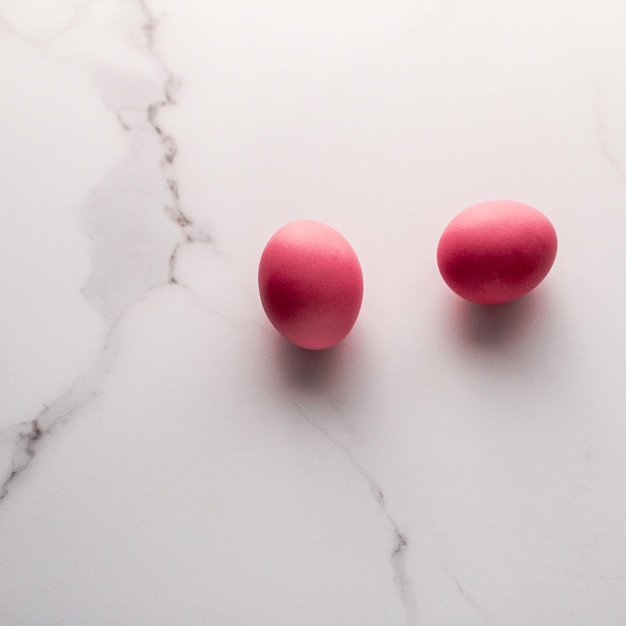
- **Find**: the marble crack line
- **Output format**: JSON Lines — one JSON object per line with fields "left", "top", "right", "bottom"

{"left": 0, "top": 13, "right": 40, "bottom": 45}
{"left": 293, "top": 401, "right": 418, "bottom": 625}
{"left": 0, "top": 282, "right": 169, "bottom": 505}
{"left": 0, "top": 418, "right": 42, "bottom": 501}
{"left": 0, "top": 377, "right": 99, "bottom": 504}
{"left": 0, "top": 16, "right": 15, "bottom": 35}
{"left": 451, "top": 575, "right": 492, "bottom": 626}
{"left": 435, "top": 532, "right": 492, "bottom": 625}
{"left": 0, "top": 0, "right": 95, "bottom": 46}
{"left": 594, "top": 84, "right": 626, "bottom": 184}
{"left": 134, "top": 0, "right": 212, "bottom": 273}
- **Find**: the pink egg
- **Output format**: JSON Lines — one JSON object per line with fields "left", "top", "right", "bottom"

{"left": 258, "top": 220, "right": 363, "bottom": 350}
{"left": 437, "top": 200, "right": 558, "bottom": 305}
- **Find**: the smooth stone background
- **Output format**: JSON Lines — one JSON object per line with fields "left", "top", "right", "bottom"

{"left": 1, "top": 1, "right": 626, "bottom": 624}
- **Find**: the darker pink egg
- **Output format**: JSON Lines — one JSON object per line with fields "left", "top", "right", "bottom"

{"left": 258, "top": 220, "right": 364, "bottom": 350}
{"left": 437, "top": 200, "right": 558, "bottom": 305}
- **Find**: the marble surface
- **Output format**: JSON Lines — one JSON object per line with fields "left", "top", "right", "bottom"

{"left": 2, "top": 0, "right": 626, "bottom": 624}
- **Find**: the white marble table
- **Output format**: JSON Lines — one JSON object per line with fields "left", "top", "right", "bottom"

{"left": 2, "top": 1, "right": 626, "bottom": 624}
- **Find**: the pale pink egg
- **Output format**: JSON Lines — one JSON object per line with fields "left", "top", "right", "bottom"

{"left": 258, "top": 220, "right": 363, "bottom": 350}
{"left": 437, "top": 200, "right": 557, "bottom": 305}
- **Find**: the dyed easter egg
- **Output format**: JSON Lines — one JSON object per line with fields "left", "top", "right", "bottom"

{"left": 258, "top": 220, "right": 363, "bottom": 350}
{"left": 437, "top": 200, "right": 557, "bottom": 304}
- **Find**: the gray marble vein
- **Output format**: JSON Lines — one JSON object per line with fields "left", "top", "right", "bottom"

{"left": 0, "top": 0, "right": 208, "bottom": 503}
{"left": 294, "top": 401, "right": 418, "bottom": 625}
{"left": 594, "top": 85, "right": 626, "bottom": 183}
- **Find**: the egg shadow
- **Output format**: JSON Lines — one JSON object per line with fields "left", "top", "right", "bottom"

{"left": 267, "top": 326, "right": 368, "bottom": 403}
{"left": 453, "top": 290, "right": 546, "bottom": 351}
{"left": 272, "top": 335, "right": 344, "bottom": 390}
